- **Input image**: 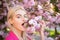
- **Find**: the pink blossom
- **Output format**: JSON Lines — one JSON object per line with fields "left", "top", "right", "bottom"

{"left": 35, "top": 24, "right": 40, "bottom": 31}
{"left": 55, "top": 14, "right": 60, "bottom": 24}
{"left": 57, "top": 3, "right": 60, "bottom": 10}
{"left": 28, "top": 19, "right": 38, "bottom": 26}
{"left": 37, "top": 5, "right": 43, "bottom": 10}
{"left": 23, "top": 0, "right": 35, "bottom": 8}
{"left": 42, "top": 12, "right": 49, "bottom": 19}
{"left": 34, "top": 16, "right": 42, "bottom": 21}
{"left": 56, "top": 18, "right": 60, "bottom": 24}
{"left": 23, "top": 0, "right": 28, "bottom": 4}
{"left": 26, "top": 27, "right": 35, "bottom": 34}
{"left": 0, "top": 31, "right": 4, "bottom": 36}
{"left": 48, "top": 16, "right": 56, "bottom": 22}
{"left": 39, "top": 0, "right": 50, "bottom": 4}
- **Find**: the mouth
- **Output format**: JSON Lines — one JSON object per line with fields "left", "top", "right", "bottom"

{"left": 22, "top": 23, "right": 24, "bottom": 26}
{"left": 22, "top": 22, "right": 27, "bottom": 27}
{"left": 22, "top": 22, "right": 26, "bottom": 26}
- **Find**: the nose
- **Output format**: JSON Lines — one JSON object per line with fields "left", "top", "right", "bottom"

{"left": 22, "top": 16, "right": 28, "bottom": 22}
{"left": 22, "top": 18, "right": 25, "bottom": 22}
{"left": 25, "top": 18, "right": 28, "bottom": 22}
{"left": 22, "top": 17, "right": 26, "bottom": 22}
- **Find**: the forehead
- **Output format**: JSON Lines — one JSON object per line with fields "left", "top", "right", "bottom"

{"left": 14, "top": 9, "right": 26, "bottom": 16}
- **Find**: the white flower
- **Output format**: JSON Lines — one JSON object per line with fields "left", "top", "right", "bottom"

{"left": 31, "top": 27, "right": 35, "bottom": 32}
{"left": 48, "top": 37, "right": 54, "bottom": 40}
{"left": 35, "top": 23, "right": 40, "bottom": 29}
{"left": 28, "top": 19, "right": 37, "bottom": 26}
{"left": 29, "top": 19, "right": 34, "bottom": 25}
{"left": 34, "top": 16, "right": 42, "bottom": 21}
{"left": 27, "top": 27, "right": 35, "bottom": 33}
{"left": 38, "top": 5, "right": 43, "bottom": 10}
{"left": 35, "top": 23, "right": 41, "bottom": 30}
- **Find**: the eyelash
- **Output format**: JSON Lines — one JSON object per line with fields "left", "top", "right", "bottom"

{"left": 17, "top": 16, "right": 21, "bottom": 18}
{"left": 24, "top": 15, "right": 27, "bottom": 18}
{"left": 16, "top": 15, "right": 28, "bottom": 19}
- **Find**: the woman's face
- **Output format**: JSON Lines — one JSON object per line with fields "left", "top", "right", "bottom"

{"left": 10, "top": 10, "right": 27, "bottom": 31}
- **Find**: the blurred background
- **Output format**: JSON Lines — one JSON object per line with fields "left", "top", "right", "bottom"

{"left": 0, "top": 0, "right": 60, "bottom": 40}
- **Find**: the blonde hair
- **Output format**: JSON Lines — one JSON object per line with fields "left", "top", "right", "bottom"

{"left": 7, "top": 5, "right": 26, "bottom": 20}
{"left": 7, "top": 5, "right": 26, "bottom": 27}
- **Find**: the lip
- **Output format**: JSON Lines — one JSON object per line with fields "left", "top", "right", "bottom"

{"left": 22, "top": 22, "right": 26, "bottom": 26}
{"left": 21, "top": 22, "right": 26, "bottom": 30}
{"left": 22, "top": 22, "right": 27, "bottom": 27}
{"left": 22, "top": 23, "right": 24, "bottom": 26}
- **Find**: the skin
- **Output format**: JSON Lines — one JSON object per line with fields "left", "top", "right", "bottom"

{"left": 8, "top": 9, "right": 45, "bottom": 40}
{"left": 39, "top": 20, "right": 45, "bottom": 40}
{"left": 9, "top": 9, "right": 27, "bottom": 40}
{"left": 11, "top": 10, "right": 26, "bottom": 31}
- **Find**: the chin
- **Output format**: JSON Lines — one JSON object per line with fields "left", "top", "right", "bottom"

{"left": 19, "top": 22, "right": 26, "bottom": 31}
{"left": 20, "top": 29, "right": 25, "bottom": 32}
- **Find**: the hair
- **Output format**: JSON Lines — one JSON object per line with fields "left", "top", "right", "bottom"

{"left": 7, "top": 5, "right": 26, "bottom": 27}
{"left": 7, "top": 5, "right": 26, "bottom": 20}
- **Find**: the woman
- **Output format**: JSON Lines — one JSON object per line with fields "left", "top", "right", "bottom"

{"left": 5, "top": 5, "right": 45, "bottom": 40}
{"left": 5, "top": 5, "right": 29, "bottom": 40}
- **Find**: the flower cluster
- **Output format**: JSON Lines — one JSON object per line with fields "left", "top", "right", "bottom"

{"left": 0, "top": 0, "right": 60, "bottom": 40}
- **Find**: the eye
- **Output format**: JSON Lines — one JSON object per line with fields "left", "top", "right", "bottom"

{"left": 17, "top": 16, "right": 20, "bottom": 18}
{"left": 16, "top": 15, "right": 21, "bottom": 18}
{"left": 24, "top": 14, "right": 28, "bottom": 18}
{"left": 16, "top": 14, "right": 21, "bottom": 18}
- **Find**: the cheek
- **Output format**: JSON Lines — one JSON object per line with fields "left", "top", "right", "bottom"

{"left": 12, "top": 19, "right": 23, "bottom": 26}
{"left": 12, "top": 19, "right": 25, "bottom": 31}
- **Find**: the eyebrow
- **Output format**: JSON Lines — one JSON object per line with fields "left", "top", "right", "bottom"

{"left": 16, "top": 13, "right": 27, "bottom": 17}
{"left": 16, "top": 14, "right": 22, "bottom": 16}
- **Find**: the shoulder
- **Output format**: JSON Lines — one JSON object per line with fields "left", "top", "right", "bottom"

{"left": 4, "top": 32, "right": 13, "bottom": 40}
{"left": 4, "top": 31, "right": 18, "bottom": 40}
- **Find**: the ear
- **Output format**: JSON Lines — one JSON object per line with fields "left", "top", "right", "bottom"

{"left": 8, "top": 19, "right": 13, "bottom": 24}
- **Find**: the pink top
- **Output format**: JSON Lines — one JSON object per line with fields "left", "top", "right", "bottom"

{"left": 5, "top": 31, "right": 33, "bottom": 40}
{"left": 5, "top": 31, "right": 19, "bottom": 40}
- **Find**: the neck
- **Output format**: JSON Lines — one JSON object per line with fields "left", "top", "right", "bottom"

{"left": 10, "top": 27, "right": 23, "bottom": 39}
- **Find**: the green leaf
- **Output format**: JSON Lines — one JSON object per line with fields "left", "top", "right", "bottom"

{"left": 50, "top": 0, "right": 57, "bottom": 4}
{"left": 53, "top": 5, "right": 59, "bottom": 12}
{"left": 18, "top": 0, "right": 23, "bottom": 2}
